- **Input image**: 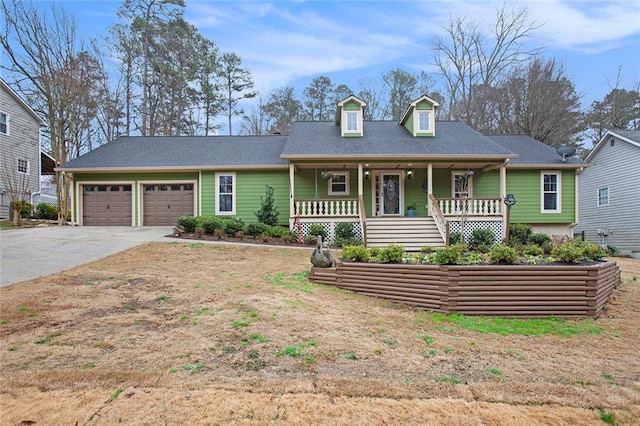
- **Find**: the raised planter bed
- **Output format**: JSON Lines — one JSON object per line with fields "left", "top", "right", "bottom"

{"left": 309, "top": 260, "right": 620, "bottom": 318}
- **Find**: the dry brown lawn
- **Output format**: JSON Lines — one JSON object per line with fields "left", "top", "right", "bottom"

{"left": 1, "top": 242, "right": 639, "bottom": 425}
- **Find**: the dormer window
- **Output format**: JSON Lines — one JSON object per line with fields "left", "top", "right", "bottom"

{"left": 336, "top": 95, "right": 366, "bottom": 137}
{"left": 418, "top": 111, "right": 431, "bottom": 132}
{"left": 346, "top": 112, "right": 358, "bottom": 131}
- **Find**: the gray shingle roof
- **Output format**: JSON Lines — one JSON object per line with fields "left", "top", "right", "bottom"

{"left": 610, "top": 130, "right": 640, "bottom": 144}
{"left": 487, "top": 134, "right": 585, "bottom": 166}
{"left": 60, "top": 135, "right": 289, "bottom": 170}
{"left": 282, "top": 121, "right": 516, "bottom": 158}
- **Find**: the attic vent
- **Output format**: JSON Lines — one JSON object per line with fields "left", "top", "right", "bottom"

{"left": 610, "top": 139, "right": 615, "bottom": 147}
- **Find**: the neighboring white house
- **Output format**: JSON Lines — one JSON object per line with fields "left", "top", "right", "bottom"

{"left": 0, "top": 78, "right": 47, "bottom": 219}
{"left": 576, "top": 130, "right": 640, "bottom": 257}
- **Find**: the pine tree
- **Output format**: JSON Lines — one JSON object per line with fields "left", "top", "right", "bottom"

{"left": 255, "top": 185, "right": 279, "bottom": 226}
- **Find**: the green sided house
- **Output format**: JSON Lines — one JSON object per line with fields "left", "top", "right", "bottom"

{"left": 58, "top": 95, "right": 585, "bottom": 250}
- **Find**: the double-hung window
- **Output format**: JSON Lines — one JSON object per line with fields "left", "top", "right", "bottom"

{"left": 597, "top": 187, "right": 609, "bottom": 206}
{"left": 418, "top": 111, "right": 431, "bottom": 132}
{"left": 328, "top": 172, "right": 349, "bottom": 195}
{"left": 0, "top": 112, "right": 7, "bottom": 134}
{"left": 346, "top": 112, "right": 358, "bottom": 132}
{"left": 452, "top": 171, "right": 472, "bottom": 198}
{"left": 17, "top": 158, "right": 29, "bottom": 174}
{"left": 541, "top": 172, "right": 561, "bottom": 213}
{"left": 215, "top": 172, "right": 236, "bottom": 215}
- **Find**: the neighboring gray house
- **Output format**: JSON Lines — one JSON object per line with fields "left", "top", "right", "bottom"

{"left": 575, "top": 130, "right": 640, "bottom": 257}
{"left": 0, "top": 79, "right": 48, "bottom": 219}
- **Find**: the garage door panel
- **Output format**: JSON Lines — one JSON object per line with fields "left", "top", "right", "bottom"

{"left": 83, "top": 185, "right": 132, "bottom": 226}
{"left": 143, "top": 184, "right": 194, "bottom": 226}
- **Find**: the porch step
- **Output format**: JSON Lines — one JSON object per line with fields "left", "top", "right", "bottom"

{"left": 365, "top": 217, "right": 445, "bottom": 251}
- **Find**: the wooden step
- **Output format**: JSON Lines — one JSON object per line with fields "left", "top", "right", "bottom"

{"left": 365, "top": 217, "right": 445, "bottom": 251}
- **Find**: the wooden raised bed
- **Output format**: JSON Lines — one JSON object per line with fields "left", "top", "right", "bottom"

{"left": 309, "top": 260, "right": 620, "bottom": 318}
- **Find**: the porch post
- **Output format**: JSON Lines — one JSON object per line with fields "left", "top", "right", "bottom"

{"left": 427, "top": 163, "right": 433, "bottom": 195}
{"left": 358, "top": 163, "right": 363, "bottom": 197}
{"left": 289, "top": 163, "right": 295, "bottom": 218}
{"left": 500, "top": 161, "right": 507, "bottom": 239}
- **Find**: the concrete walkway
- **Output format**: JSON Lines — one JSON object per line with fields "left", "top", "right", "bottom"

{"left": 0, "top": 226, "right": 173, "bottom": 287}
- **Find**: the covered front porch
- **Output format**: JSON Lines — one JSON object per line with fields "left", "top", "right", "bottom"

{"left": 288, "top": 161, "right": 510, "bottom": 249}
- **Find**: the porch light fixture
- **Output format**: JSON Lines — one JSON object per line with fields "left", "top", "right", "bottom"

{"left": 364, "top": 169, "right": 370, "bottom": 180}
{"left": 407, "top": 169, "right": 413, "bottom": 179}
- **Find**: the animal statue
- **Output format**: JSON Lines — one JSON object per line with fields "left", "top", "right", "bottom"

{"left": 310, "top": 235, "right": 334, "bottom": 268}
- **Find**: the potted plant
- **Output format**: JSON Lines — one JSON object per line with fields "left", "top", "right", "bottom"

{"left": 406, "top": 203, "right": 417, "bottom": 217}
{"left": 321, "top": 171, "right": 334, "bottom": 181}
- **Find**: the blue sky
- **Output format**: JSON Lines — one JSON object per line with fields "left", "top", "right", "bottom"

{"left": 48, "top": 0, "right": 640, "bottom": 115}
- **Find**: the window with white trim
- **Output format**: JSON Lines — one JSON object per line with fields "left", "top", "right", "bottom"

{"left": 215, "top": 172, "right": 236, "bottom": 215}
{"left": 0, "top": 112, "right": 7, "bottom": 134}
{"left": 17, "top": 158, "right": 29, "bottom": 174}
{"left": 541, "top": 172, "right": 561, "bottom": 213}
{"left": 452, "top": 171, "right": 473, "bottom": 198}
{"left": 597, "top": 187, "right": 609, "bottom": 206}
{"left": 328, "top": 172, "right": 349, "bottom": 195}
{"left": 418, "top": 111, "right": 431, "bottom": 132}
{"left": 346, "top": 112, "right": 358, "bottom": 131}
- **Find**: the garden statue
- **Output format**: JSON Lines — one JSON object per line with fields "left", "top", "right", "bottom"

{"left": 310, "top": 235, "right": 334, "bottom": 268}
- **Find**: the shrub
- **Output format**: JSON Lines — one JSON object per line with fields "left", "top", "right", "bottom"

{"left": 509, "top": 223, "right": 532, "bottom": 246}
{"left": 19, "top": 202, "right": 33, "bottom": 218}
{"left": 264, "top": 225, "right": 290, "bottom": 238}
{"left": 341, "top": 245, "right": 370, "bottom": 262}
{"left": 254, "top": 185, "right": 279, "bottom": 226}
{"left": 223, "top": 218, "right": 244, "bottom": 236}
{"left": 244, "top": 222, "right": 268, "bottom": 237}
{"left": 214, "top": 228, "right": 226, "bottom": 240}
{"left": 198, "top": 216, "right": 223, "bottom": 234}
{"left": 469, "top": 228, "right": 495, "bottom": 250}
{"left": 528, "top": 233, "right": 552, "bottom": 246}
{"left": 606, "top": 245, "right": 619, "bottom": 256}
{"left": 552, "top": 239, "right": 607, "bottom": 263}
{"left": 449, "top": 231, "right": 461, "bottom": 245}
{"left": 334, "top": 223, "right": 361, "bottom": 247}
{"left": 36, "top": 203, "right": 57, "bottom": 220}
{"left": 303, "top": 235, "right": 317, "bottom": 245}
{"left": 177, "top": 216, "right": 198, "bottom": 233}
{"left": 489, "top": 244, "right": 519, "bottom": 264}
{"left": 378, "top": 244, "right": 404, "bottom": 263}
{"left": 307, "top": 224, "right": 327, "bottom": 241}
{"left": 433, "top": 244, "right": 465, "bottom": 265}
{"left": 522, "top": 244, "right": 543, "bottom": 257}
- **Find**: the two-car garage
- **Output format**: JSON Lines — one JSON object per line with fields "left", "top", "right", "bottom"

{"left": 81, "top": 183, "right": 194, "bottom": 226}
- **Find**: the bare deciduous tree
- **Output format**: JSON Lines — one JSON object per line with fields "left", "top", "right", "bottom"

{"left": 1, "top": 0, "right": 104, "bottom": 224}
{"left": 433, "top": 5, "right": 541, "bottom": 122}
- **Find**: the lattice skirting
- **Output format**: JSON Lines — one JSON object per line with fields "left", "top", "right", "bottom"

{"left": 449, "top": 220, "right": 505, "bottom": 244}
{"left": 291, "top": 220, "right": 363, "bottom": 242}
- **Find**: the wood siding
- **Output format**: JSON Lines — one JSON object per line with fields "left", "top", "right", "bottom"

{"left": 0, "top": 84, "right": 42, "bottom": 218}
{"left": 310, "top": 260, "right": 620, "bottom": 318}
{"left": 575, "top": 138, "right": 640, "bottom": 254}
{"left": 506, "top": 169, "right": 576, "bottom": 224}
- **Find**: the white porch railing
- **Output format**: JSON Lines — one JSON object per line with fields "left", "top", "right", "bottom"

{"left": 437, "top": 198, "right": 503, "bottom": 216}
{"left": 428, "top": 194, "right": 449, "bottom": 243}
{"left": 295, "top": 199, "right": 359, "bottom": 217}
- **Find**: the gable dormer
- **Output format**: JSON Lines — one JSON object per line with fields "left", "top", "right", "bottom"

{"left": 399, "top": 95, "right": 439, "bottom": 137}
{"left": 336, "top": 95, "right": 366, "bottom": 137}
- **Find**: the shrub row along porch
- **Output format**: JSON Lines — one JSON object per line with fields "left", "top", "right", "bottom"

{"left": 309, "top": 260, "right": 620, "bottom": 318}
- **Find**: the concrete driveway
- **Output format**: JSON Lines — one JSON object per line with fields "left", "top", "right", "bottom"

{"left": 0, "top": 226, "right": 173, "bottom": 287}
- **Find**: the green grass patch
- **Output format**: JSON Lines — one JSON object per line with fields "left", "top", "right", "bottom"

{"left": 429, "top": 312, "right": 603, "bottom": 337}
{"left": 487, "top": 367, "right": 502, "bottom": 376}
{"left": 186, "top": 242, "right": 205, "bottom": 249}
{"left": 264, "top": 271, "right": 315, "bottom": 293}
{"left": 249, "top": 333, "right": 266, "bottom": 343}
{"left": 598, "top": 408, "right": 618, "bottom": 425}
{"left": 184, "top": 363, "right": 206, "bottom": 374}
{"left": 231, "top": 319, "right": 250, "bottom": 328}
{"left": 435, "top": 376, "right": 463, "bottom": 385}
{"left": 108, "top": 389, "right": 123, "bottom": 403}
{"left": 83, "top": 362, "right": 96, "bottom": 370}
{"left": 343, "top": 352, "right": 358, "bottom": 360}
{"left": 276, "top": 340, "right": 317, "bottom": 358}
{"left": 155, "top": 295, "right": 169, "bottom": 302}
{"left": 35, "top": 332, "right": 62, "bottom": 345}
{"left": 420, "top": 334, "right": 435, "bottom": 345}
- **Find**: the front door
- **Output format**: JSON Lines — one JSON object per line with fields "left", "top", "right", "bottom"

{"left": 375, "top": 172, "right": 402, "bottom": 215}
